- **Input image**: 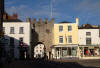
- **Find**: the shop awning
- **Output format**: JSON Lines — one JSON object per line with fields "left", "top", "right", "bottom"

{"left": 53, "top": 44, "right": 78, "bottom": 48}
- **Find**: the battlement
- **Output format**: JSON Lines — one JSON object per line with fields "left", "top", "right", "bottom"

{"left": 27, "top": 18, "right": 54, "bottom": 24}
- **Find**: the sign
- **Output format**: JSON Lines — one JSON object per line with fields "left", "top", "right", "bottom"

{"left": 89, "top": 46, "right": 94, "bottom": 49}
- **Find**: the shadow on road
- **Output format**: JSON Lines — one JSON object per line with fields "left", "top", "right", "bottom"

{"left": 2, "top": 59, "right": 100, "bottom": 68}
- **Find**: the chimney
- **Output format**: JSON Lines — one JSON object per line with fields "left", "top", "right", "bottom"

{"left": 45, "top": 18, "right": 48, "bottom": 24}
{"left": 76, "top": 18, "right": 79, "bottom": 26}
{"left": 39, "top": 18, "right": 42, "bottom": 23}
{"left": 51, "top": 18, "right": 54, "bottom": 23}
{"left": 13, "top": 13, "right": 18, "bottom": 19}
{"left": 99, "top": 26, "right": 100, "bottom": 37}
{"left": 26, "top": 18, "right": 31, "bottom": 23}
{"left": 32, "top": 18, "right": 36, "bottom": 24}
{"left": 3, "top": 13, "right": 7, "bottom": 20}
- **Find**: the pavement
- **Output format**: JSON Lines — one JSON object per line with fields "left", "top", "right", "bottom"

{"left": 1, "top": 59, "right": 100, "bottom": 68}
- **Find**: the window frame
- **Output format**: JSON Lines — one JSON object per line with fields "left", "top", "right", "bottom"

{"left": 3, "top": 27, "right": 5, "bottom": 33}
{"left": 68, "top": 36, "right": 72, "bottom": 43}
{"left": 86, "top": 38, "right": 91, "bottom": 45}
{"left": 68, "top": 25, "right": 72, "bottom": 32}
{"left": 10, "top": 27, "right": 14, "bottom": 34}
{"left": 59, "top": 36, "right": 63, "bottom": 43}
{"left": 19, "top": 27, "right": 24, "bottom": 34}
{"left": 86, "top": 32, "right": 91, "bottom": 36}
{"left": 59, "top": 25, "right": 63, "bottom": 32}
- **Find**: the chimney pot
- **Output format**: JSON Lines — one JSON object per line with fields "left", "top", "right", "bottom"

{"left": 26, "top": 18, "right": 31, "bottom": 23}
{"left": 45, "top": 18, "right": 48, "bottom": 23}
{"left": 32, "top": 18, "right": 36, "bottom": 24}
{"left": 13, "top": 13, "right": 18, "bottom": 19}
{"left": 39, "top": 18, "right": 42, "bottom": 23}
{"left": 51, "top": 18, "right": 54, "bottom": 23}
{"left": 76, "top": 18, "right": 79, "bottom": 26}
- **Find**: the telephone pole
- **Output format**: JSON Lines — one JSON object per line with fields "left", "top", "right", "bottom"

{"left": 50, "top": 0, "right": 53, "bottom": 18}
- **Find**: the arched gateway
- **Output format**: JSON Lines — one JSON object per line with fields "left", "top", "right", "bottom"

{"left": 34, "top": 42, "right": 46, "bottom": 58}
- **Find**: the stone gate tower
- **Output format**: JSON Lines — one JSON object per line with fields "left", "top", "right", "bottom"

{"left": 31, "top": 18, "right": 54, "bottom": 59}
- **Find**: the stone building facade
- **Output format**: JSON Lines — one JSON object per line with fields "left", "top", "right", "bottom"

{"left": 31, "top": 18, "right": 54, "bottom": 59}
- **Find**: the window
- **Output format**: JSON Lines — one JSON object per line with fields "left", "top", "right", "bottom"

{"left": 40, "top": 47, "right": 42, "bottom": 49}
{"left": 86, "top": 38, "right": 91, "bottom": 45}
{"left": 10, "top": 27, "right": 14, "bottom": 34}
{"left": 86, "top": 32, "right": 91, "bottom": 36}
{"left": 10, "top": 37, "right": 14, "bottom": 47}
{"left": 68, "top": 26, "right": 72, "bottom": 31}
{"left": 68, "top": 36, "right": 72, "bottom": 43}
{"left": 3, "top": 27, "right": 5, "bottom": 33}
{"left": 19, "top": 27, "right": 24, "bottom": 34}
{"left": 59, "top": 26, "right": 63, "bottom": 32}
{"left": 40, "top": 50, "right": 42, "bottom": 52}
{"left": 36, "top": 50, "right": 38, "bottom": 52}
{"left": 59, "top": 36, "right": 63, "bottom": 43}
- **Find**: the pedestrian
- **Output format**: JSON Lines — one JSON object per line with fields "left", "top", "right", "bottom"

{"left": 86, "top": 50, "right": 88, "bottom": 55}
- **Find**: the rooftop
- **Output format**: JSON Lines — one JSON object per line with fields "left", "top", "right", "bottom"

{"left": 79, "top": 24, "right": 100, "bottom": 29}
{"left": 3, "top": 12, "right": 22, "bottom": 22}
{"left": 59, "top": 21, "right": 73, "bottom": 23}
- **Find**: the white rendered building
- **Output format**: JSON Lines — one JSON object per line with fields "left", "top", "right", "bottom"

{"left": 78, "top": 24, "right": 100, "bottom": 59}
{"left": 3, "top": 22, "right": 31, "bottom": 59}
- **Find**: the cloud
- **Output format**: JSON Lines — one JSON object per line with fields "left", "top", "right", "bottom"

{"left": 5, "top": 1, "right": 63, "bottom": 21}
{"left": 75, "top": 0, "right": 100, "bottom": 14}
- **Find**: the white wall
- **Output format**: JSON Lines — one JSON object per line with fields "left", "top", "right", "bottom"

{"left": 3, "top": 22, "right": 31, "bottom": 59}
{"left": 79, "top": 29, "right": 100, "bottom": 45}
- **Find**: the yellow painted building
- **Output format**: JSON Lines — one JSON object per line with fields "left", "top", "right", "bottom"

{"left": 53, "top": 19, "right": 78, "bottom": 45}
{"left": 52, "top": 18, "right": 79, "bottom": 59}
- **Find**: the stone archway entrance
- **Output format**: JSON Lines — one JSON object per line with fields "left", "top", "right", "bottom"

{"left": 34, "top": 42, "right": 46, "bottom": 58}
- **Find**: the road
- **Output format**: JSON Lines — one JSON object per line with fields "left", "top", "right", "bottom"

{"left": 2, "top": 59, "right": 100, "bottom": 68}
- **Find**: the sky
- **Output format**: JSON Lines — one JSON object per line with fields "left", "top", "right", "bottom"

{"left": 5, "top": 0, "right": 100, "bottom": 25}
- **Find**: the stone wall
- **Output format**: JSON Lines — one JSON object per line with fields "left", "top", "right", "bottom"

{"left": 31, "top": 18, "right": 54, "bottom": 58}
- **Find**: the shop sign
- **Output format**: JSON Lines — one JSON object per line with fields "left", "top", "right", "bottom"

{"left": 89, "top": 46, "right": 94, "bottom": 49}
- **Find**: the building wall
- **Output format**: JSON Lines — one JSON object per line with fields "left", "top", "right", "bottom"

{"left": 79, "top": 29, "right": 100, "bottom": 45}
{"left": 3, "top": 22, "right": 31, "bottom": 59}
{"left": 53, "top": 19, "right": 78, "bottom": 45}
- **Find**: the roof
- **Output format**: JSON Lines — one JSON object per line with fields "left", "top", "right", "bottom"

{"left": 79, "top": 24, "right": 100, "bottom": 29}
{"left": 3, "top": 19, "right": 22, "bottom": 22}
{"left": 59, "top": 21, "right": 73, "bottom": 23}
{"left": 3, "top": 12, "right": 22, "bottom": 22}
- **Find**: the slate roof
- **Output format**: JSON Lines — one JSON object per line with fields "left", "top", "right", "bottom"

{"left": 79, "top": 24, "right": 100, "bottom": 29}
{"left": 59, "top": 21, "right": 72, "bottom": 23}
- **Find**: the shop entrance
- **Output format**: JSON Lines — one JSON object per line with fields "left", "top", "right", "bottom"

{"left": 56, "top": 47, "right": 77, "bottom": 59}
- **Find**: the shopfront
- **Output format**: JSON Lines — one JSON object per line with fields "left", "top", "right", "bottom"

{"left": 79, "top": 45, "right": 100, "bottom": 59}
{"left": 52, "top": 45, "right": 78, "bottom": 59}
